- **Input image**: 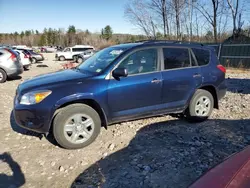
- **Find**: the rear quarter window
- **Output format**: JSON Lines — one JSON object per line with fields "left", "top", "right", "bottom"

{"left": 192, "top": 48, "right": 210, "bottom": 66}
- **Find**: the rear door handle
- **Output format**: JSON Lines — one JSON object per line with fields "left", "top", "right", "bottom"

{"left": 151, "top": 79, "right": 162, "bottom": 84}
{"left": 193, "top": 73, "right": 201, "bottom": 78}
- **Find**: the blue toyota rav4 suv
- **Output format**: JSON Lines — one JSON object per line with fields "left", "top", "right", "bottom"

{"left": 13, "top": 41, "right": 227, "bottom": 149}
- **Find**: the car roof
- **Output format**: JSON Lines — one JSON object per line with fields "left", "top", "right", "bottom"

{"left": 111, "top": 41, "right": 214, "bottom": 51}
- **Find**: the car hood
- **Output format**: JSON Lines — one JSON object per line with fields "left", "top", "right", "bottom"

{"left": 19, "top": 69, "right": 91, "bottom": 92}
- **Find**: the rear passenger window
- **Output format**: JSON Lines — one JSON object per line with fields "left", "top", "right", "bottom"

{"left": 192, "top": 48, "right": 210, "bottom": 66}
{"left": 163, "top": 48, "right": 191, "bottom": 70}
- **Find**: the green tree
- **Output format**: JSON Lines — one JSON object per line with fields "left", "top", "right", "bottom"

{"left": 205, "top": 30, "right": 213, "bottom": 42}
{"left": 47, "top": 28, "right": 53, "bottom": 45}
{"left": 14, "top": 32, "right": 19, "bottom": 37}
{"left": 156, "top": 32, "right": 163, "bottom": 39}
{"left": 130, "top": 35, "right": 136, "bottom": 42}
{"left": 25, "top": 30, "right": 31, "bottom": 36}
{"left": 38, "top": 34, "right": 46, "bottom": 46}
{"left": 85, "top": 29, "right": 90, "bottom": 35}
{"left": 35, "top": 30, "right": 39, "bottom": 35}
{"left": 101, "top": 25, "right": 113, "bottom": 40}
{"left": 67, "top": 25, "right": 76, "bottom": 34}
{"left": 20, "top": 31, "right": 25, "bottom": 38}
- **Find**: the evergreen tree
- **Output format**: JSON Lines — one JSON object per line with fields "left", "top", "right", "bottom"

{"left": 101, "top": 25, "right": 113, "bottom": 40}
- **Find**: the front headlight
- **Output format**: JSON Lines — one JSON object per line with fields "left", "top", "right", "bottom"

{"left": 20, "top": 90, "right": 52, "bottom": 105}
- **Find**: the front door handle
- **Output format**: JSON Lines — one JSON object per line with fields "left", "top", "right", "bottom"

{"left": 193, "top": 73, "right": 201, "bottom": 78}
{"left": 151, "top": 79, "right": 162, "bottom": 84}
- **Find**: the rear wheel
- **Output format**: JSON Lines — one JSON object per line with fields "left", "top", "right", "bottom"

{"left": 31, "top": 57, "right": 37, "bottom": 64}
{"left": 59, "top": 56, "right": 65, "bottom": 61}
{"left": 53, "top": 104, "right": 101, "bottom": 149}
{"left": 185, "top": 89, "right": 214, "bottom": 122}
{"left": 0, "top": 69, "right": 7, "bottom": 83}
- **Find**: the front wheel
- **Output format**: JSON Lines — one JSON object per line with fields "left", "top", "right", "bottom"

{"left": 59, "top": 56, "right": 65, "bottom": 61}
{"left": 184, "top": 89, "right": 214, "bottom": 122}
{"left": 53, "top": 104, "right": 101, "bottom": 149}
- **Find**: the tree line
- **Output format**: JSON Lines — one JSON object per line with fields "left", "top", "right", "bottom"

{"left": 1, "top": 0, "right": 250, "bottom": 48}
{"left": 0, "top": 25, "right": 118, "bottom": 48}
{"left": 125, "top": 0, "right": 250, "bottom": 43}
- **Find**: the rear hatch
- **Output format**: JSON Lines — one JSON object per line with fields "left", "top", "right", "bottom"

{"left": 5, "top": 48, "right": 23, "bottom": 68}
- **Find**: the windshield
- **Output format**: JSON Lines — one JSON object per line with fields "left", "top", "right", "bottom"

{"left": 78, "top": 46, "right": 126, "bottom": 73}
{"left": 64, "top": 48, "right": 70, "bottom": 52}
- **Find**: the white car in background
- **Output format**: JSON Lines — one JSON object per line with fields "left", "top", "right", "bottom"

{"left": 14, "top": 49, "right": 31, "bottom": 70}
{"left": 55, "top": 45, "right": 95, "bottom": 61}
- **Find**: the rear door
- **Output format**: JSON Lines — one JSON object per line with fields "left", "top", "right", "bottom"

{"left": 160, "top": 47, "right": 202, "bottom": 110}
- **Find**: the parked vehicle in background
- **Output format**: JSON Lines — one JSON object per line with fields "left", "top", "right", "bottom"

{"left": 73, "top": 49, "right": 95, "bottom": 63}
{"left": 13, "top": 45, "right": 31, "bottom": 50}
{"left": 13, "top": 41, "right": 226, "bottom": 149}
{"left": 55, "top": 45, "right": 95, "bottom": 61}
{"left": 0, "top": 48, "right": 23, "bottom": 83}
{"left": 13, "top": 49, "right": 31, "bottom": 70}
{"left": 45, "top": 46, "right": 57, "bottom": 53}
{"left": 17, "top": 49, "right": 44, "bottom": 63}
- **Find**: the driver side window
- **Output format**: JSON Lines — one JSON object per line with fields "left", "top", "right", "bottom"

{"left": 117, "top": 48, "right": 158, "bottom": 75}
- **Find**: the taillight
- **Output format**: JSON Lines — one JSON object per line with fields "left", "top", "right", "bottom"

{"left": 217, "top": 65, "right": 226, "bottom": 73}
{"left": 24, "top": 54, "right": 28, "bottom": 58}
{"left": 6, "top": 49, "right": 17, "bottom": 62}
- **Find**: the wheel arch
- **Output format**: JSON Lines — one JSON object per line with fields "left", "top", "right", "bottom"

{"left": 52, "top": 99, "right": 108, "bottom": 130}
{"left": 198, "top": 85, "right": 218, "bottom": 109}
{"left": 0, "top": 66, "right": 7, "bottom": 73}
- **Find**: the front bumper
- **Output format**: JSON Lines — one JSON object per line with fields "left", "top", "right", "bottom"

{"left": 13, "top": 97, "right": 52, "bottom": 133}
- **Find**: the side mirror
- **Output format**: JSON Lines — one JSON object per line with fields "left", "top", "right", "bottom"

{"left": 112, "top": 68, "right": 128, "bottom": 78}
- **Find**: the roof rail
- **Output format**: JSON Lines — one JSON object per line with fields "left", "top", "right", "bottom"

{"left": 134, "top": 40, "right": 204, "bottom": 46}
{"left": 173, "top": 41, "right": 204, "bottom": 46}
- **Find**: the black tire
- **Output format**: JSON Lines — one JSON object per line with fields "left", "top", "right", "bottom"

{"left": 73, "top": 56, "right": 77, "bottom": 62}
{"left": 59, "top": 56, "right": 65, "bottom": 61}
{"left": 31, "top": 57, "right": 37, "bottom": 64}
{"left": 53, "top": 104, "right": 101, "bottom": 149}
{"left": 184, "top": 89, "right": 214, "bottom": 122}
{"left": 0, "top": 69, "right": 7, "bottom": 83}
{"left": 77, "top": 57, "right": 83, "bottom": 64}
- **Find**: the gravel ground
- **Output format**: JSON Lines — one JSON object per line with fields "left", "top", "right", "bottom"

{"left": 0, "top": 54, "right": 250, "bottom": 188}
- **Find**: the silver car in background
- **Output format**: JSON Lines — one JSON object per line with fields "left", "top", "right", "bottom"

{"left": 17, "top": 49, "right": 44, "bottom": 63}
{"left": 0, "top": 48, "right": 23, "bottom": 83}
